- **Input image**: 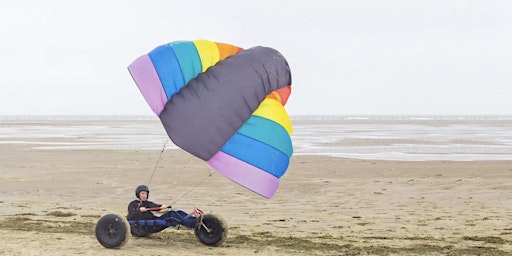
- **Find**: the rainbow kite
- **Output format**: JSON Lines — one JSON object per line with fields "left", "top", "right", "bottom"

{"left": 128, "top": 39, "right": 292, "bottom": 198}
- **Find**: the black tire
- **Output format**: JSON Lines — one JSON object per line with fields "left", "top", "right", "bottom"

{"left": 194, "top": 213, "right": 228, "bottom": 246}
{"left": 95, "top": 214, "right": 129, "bottom": 249}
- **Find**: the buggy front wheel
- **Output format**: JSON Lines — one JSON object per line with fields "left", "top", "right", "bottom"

{"left": 95, "top": 214, "right": 129, "bottom": 249}
{"left": 194, "top": 213, "right": 228, "bottom": 246}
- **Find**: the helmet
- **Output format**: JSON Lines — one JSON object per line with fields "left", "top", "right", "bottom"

{"left": 135, "top": 185, "right": 149, "bottom": 199}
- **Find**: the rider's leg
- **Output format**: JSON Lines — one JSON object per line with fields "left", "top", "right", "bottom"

{"left": 175, "top": 210, "right": 198, "bottom": 227}
{"left": 157, "top": 210, "right": 175, "bottom": 220}
{"left": 157, "top": 210, "right": 197, "bottom": 227}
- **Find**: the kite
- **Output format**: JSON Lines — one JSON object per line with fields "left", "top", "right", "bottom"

{"left": 128, "top": 39, "right": 292, "bottom": 198}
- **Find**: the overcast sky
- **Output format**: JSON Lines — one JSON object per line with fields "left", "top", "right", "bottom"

{"left": 1, "top": 0, "right": 511, "bottom": 116}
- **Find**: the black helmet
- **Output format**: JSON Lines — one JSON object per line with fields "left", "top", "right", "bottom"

{"left": 135, "top": 185, "right": 149, "bottom": 199}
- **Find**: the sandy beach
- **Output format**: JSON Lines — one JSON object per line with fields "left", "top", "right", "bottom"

{"left": 1, "top": 119, "right": 512, "bottom": 255}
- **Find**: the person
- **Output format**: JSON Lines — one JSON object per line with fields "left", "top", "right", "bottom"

{"left": 127, "top": 185, "right": 173, "bottom": 233}
{"left": 126, "top": 185, "right": 200, "bottom": 236}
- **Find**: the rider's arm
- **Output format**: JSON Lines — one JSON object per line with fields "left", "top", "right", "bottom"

{"left": 127, "top": 201, "right": 142, "bottom": 218}
{"left": 128, "top": 200, "right": 152, "bottom": 213}
{"left": 127, "top": 201, "right": 139, "bottom": 212}
{"left": 145, "top": 201, "right": 162, "bottom": 209}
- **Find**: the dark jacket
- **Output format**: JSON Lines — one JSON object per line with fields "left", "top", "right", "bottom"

{"left": 127, "top": 200, "right": 162, "bottom": 220}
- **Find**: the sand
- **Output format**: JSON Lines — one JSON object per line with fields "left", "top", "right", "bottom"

{"left": 1, "top": 143, "right": 512, "bottom": 255}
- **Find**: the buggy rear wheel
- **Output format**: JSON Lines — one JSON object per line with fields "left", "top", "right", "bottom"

{"left": 194, "top": 213, "right": 228, "bottom": 246}
{"left": 95, "top": 214, "right": 129, "bottom": 249}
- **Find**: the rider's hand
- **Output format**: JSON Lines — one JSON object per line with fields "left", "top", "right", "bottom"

{"left": 139, "top": 207, "right": 147, "bottom": 212}
{"left": 161, "top": 204, "right": 170, "bottom": 209}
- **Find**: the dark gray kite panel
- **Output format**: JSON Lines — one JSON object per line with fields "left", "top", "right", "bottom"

{"left": 159, "top": 46, "right": 291, "bottom": 160}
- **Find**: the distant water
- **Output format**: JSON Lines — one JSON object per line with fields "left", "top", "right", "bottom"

{"left": 292, "top": 115, "right": 512, "bottom": 161}
{"left": 1, "top": 115, "right": 511, "bottom": 161}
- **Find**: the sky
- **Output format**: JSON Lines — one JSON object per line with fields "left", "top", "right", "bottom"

{"left": 1, "top": 0, "right": 511, "bottom": 116}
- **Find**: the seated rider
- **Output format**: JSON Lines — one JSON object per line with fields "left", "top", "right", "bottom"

{"left": 127, "top": 185, "right": 173, "bottom": 233}
{"left": 126, "top": 185, "right": 198, "bottom": 233}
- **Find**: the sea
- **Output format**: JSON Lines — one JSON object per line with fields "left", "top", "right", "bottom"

{"left": 1, "top": 115, "right": 511, "bottom": 161}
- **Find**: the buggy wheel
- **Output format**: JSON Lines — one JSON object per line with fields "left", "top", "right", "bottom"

{"left": 95, "top": 214, "right": 129, "bottom": 249}
{"left": 194, "top": 213, "right": 228, "bottom": 246}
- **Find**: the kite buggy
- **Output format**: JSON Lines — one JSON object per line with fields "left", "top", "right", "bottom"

{"left": 95, "top": 207, "right": 228, "bottom": 249}
{"left": 94, "top": 39, "right": 292, "bottom": 248}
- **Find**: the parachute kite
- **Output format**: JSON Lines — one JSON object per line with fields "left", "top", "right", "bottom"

{"left": 128, "top": 39, "right": 292, "bottom": 198}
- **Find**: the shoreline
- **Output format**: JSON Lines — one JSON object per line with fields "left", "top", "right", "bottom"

{"left": 2, "top": 117, "right": 512, "bottom": 161}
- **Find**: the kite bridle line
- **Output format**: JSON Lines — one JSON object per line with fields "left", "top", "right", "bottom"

{"left": 146, "top": 139, "right": 215, "bottom": 205}
{"left": 147, "top": 140, "right": 169, "bottom": 186}
{"left": 171, "top": 170, "right": 215, "bottom": 205}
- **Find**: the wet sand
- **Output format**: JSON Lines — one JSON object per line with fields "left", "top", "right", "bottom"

{"left": 1, "top": 143, "right": 512, "bottom": 255}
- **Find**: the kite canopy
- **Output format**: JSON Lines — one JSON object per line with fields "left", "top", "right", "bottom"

{"left": 128, "top": 39, "right": 292, "bottom": 198}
